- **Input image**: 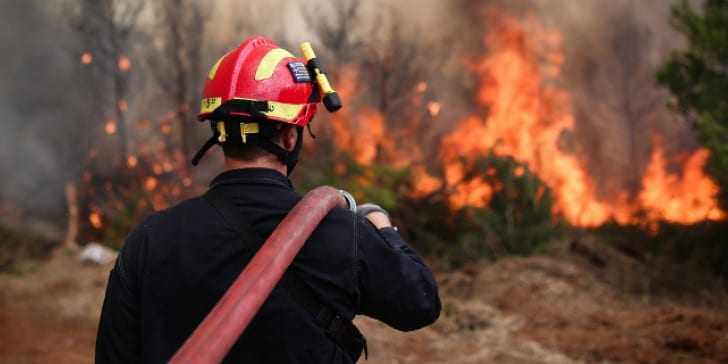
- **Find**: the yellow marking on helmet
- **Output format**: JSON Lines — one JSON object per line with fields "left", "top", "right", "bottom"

{"left": 264, "top": 101, "right": 304, "bottom": 121}
{"left": 216, "top": 121, "right": 227, "bottom": 143}
{"left": 208, "top": 55, "right": 225, "bottom": 80}
{"left": 240, "top": 122, "right": 259, "bottom": 143}
{"left": 200, "top": 97, "right": 222, "bottom": 115}
{"left": 254, "top": 48, "right": 294, "bottom": 81}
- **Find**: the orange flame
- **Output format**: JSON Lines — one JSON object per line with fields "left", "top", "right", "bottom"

{"left": 329, "top": 66, "right": 391, "bottom": 166}
{"left": 81, "top": 52, "right": 93, "bottom": 65}
{"left": 411, "top": 167, "right": 443, "bottom": 197}
{"left": 449, "top": 177, "right": 493, "bottom": 210}
{"left": 118, "top": 56, "right": 131, "bottom": 71}
{"left": 439, "top": 10, "right": 722, "bottom": 226}
{"left": 105, "top": 120, "right": 117, "bottom": 135}
{"left": 144, "top": 176, "right": 158, "bottom": 191}
{"left": 127, "top": 155, "right": 138, "bottom": 168}
{"left": 89, "top": 211, "right": 102, "bottom": 229}
{"left": 639, "top": 139, "right": 724, "bottom": 223}
{"left": 427, "top": 101, "right": 441, "bottom": 117}
{"left": 312, "top": 9, "right": 723, "bottom": 227}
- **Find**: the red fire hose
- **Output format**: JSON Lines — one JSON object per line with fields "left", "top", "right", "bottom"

{"left": 169, "top": 186, "right": 346, "bottom": 364}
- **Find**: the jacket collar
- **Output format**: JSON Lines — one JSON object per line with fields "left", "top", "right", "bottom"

{"left": 209, "top": 168, "right": 293, "bottom": 190}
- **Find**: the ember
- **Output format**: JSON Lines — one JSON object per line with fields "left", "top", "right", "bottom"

{"left": 144, "top": 176, "right": 158, "bottom": 191}
{"left": 88, "top": 211, "right": 102, "bottom": 229}
{"left": 117, "top": 56, "right": 131, "bottom": 71}
{"left": 81, "top": 52, "right": 93, "bottom": 65}
{"left": 104, "top": 120, "right": 117, "bottom": 135}
{"left": 427, "top": 101, "right": 441, "bottom": 117}
{"left": 127, "top": 155, "right": 138, "bottom": 168}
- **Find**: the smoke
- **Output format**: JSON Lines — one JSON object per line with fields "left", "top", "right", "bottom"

{"left": 534, "top": 1, "right": 690, "bottom": 198}
{"left": 0, "top": 1, "right": 90, "bottom": 219}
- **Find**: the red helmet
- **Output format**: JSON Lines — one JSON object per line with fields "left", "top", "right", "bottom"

{"left": 198, "top": 36, "right": 318, "bottom": 126}
{"left": 192, "top": 36, "right": 342, "bottom": 168}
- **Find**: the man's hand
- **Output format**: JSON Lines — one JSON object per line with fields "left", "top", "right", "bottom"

{"left": 356, "top": 203, "right": 392, "bottom": 229}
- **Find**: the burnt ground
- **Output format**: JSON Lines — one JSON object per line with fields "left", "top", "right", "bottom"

{"left": 2, "top": 241, "right": 728, "bottom": 363}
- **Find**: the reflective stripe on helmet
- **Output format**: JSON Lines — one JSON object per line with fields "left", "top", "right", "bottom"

{"left": 208, "top": 55, "right": 226, "bottom": 80}
{"left": 264, "top": 101, "right": 305, "bottom": 122}
{"left": 225, "top": 98, "right": 305, "bottom": 123}
{"left": 255, "top": 48, "right": 295, "bottom": 81}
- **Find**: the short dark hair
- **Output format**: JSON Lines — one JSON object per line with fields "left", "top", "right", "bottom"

{"left": 221, "top": 139, "right": 274, "bottom": 162}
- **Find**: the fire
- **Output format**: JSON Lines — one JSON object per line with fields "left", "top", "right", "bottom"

{"left": 411, "top": 167, "right": 442, "bottom": 197}
{"left": 449, "top": 177, "right": 493, "bottom": 210}
{"left": 427, "top": 101, "right": 441, "bottom": 117}
{"left": 118, "top": 56, "right": 131, "bottom": 71}
{"left": 127, "top": 155, "right": 138, "bottom": 168}
{"left": 329, "top": 66, "right": 391, "bottom": 165}
{"left": 320, "top": 9, "right": 724, "bottom": 228}
{"left": 438, "top": 9, "right": 723, "bottom": 226}
{"left": 89, "top": 211, "right": 102, "bottom": 229}
{"left": 438, "top": 13, "right": 595, "bottom": 220}
{"left": 118, "top": 100, "right": 128, "bottom": 113}
{"left": 105, "top": 119, "right": 117, "bottom": 135}
{"left": 144, "top": 176, "right": 158, "bottom": 191}
{"left": 81, "top": 52, "right": 93, "bottom": 65}
{"left": 639, "top": 139, "right": 724, "bottom": 223}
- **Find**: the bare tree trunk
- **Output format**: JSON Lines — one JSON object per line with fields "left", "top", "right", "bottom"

{"left": 63, "top": 182, "right": 79, "bottom": 250}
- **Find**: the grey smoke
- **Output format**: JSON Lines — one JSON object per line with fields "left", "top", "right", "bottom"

{"left": 0, "top": 1, "right": 88, "bottom": 220}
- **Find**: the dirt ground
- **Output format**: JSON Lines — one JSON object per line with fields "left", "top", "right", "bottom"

{"left": 2, "top": 242, "right": 728, "bottom": 363}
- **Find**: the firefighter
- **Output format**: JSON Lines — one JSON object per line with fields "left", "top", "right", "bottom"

{"left": 96, "top": 36, "right": 441, "bottom": 363}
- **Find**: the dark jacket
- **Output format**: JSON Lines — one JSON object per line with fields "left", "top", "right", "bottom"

{"left": 96, "top": 168, "right": 441, "bottom": 363}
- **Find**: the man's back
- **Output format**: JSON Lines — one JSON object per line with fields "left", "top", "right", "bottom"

{"left": 96, "top": 168, "right": 441, "bottom": 363}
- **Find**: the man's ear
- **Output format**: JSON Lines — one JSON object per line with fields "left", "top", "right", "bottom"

{"left": 281, "top": 125, "right": 298, "bottom": 152}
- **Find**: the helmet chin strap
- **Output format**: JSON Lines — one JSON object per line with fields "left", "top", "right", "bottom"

{"left": 191, "top": 135, "right": 218, "bottom": 166}
{"left": 190, "top": 118, "right": 304, "bottom": 175}
{"left": 254, "top": 127, "right": 303, "bottom": 176}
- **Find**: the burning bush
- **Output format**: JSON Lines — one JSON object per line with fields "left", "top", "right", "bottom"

{"left": 298, "top": 143, "right": 561, "bottom": 267}
{"left": 397, "top": 153, "right": 560, "bottom": 266}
